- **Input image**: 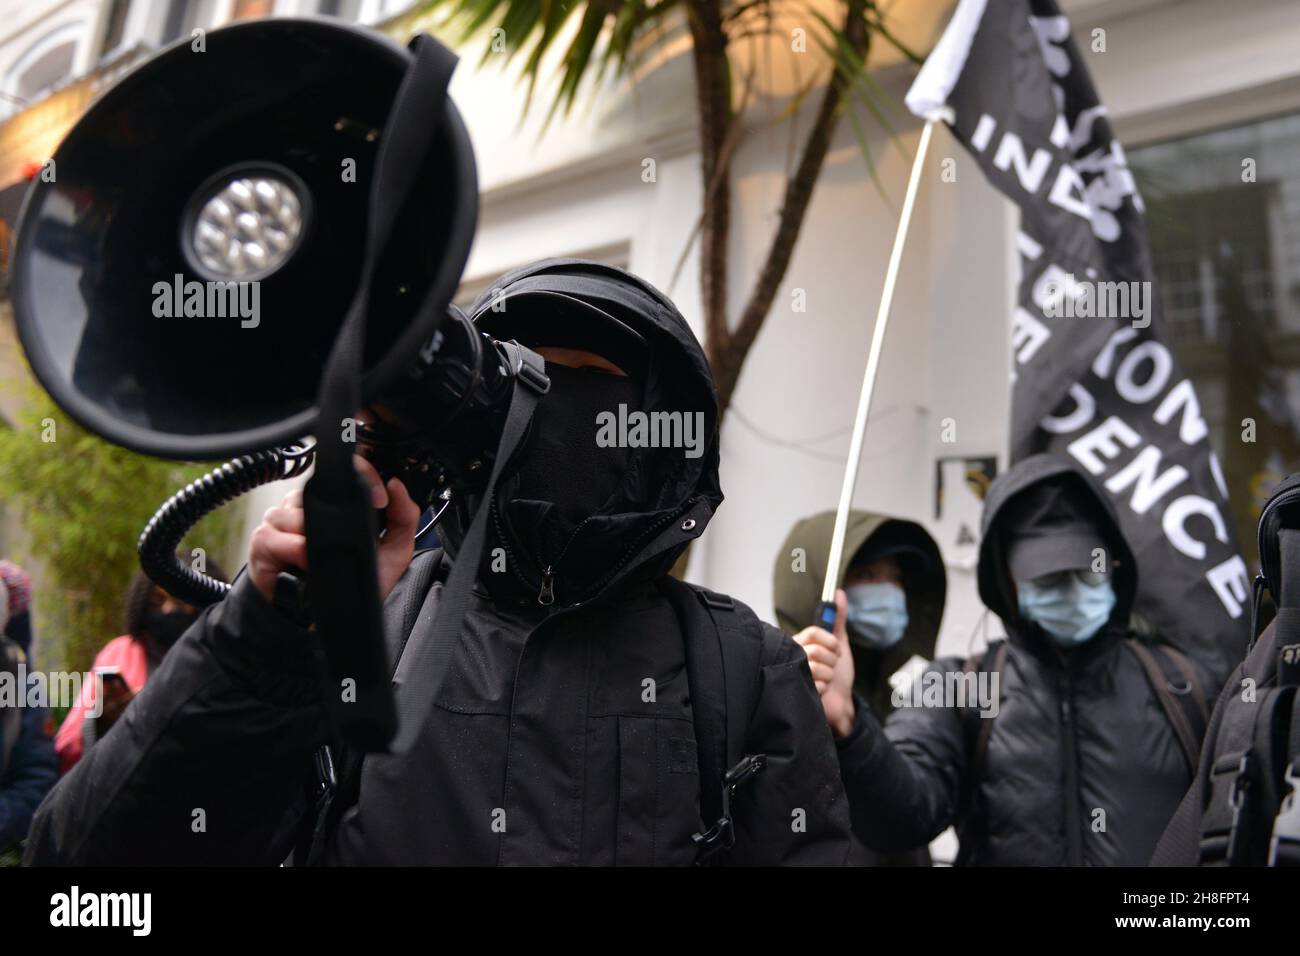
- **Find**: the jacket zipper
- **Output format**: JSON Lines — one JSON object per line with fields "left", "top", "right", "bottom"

{"left": 1059, "top": 671, "right": 1084, "bottom": 865}
{"left": 490, "top": 495, "right": 698, "bottom": 607}
{"left": 583, "top": 497, "right": 698, "bottom": 597}
{"left": 489, "top": 497, "right": 534, "bottom": 596}
{"left": 537, "top": 515, "right": 599, "bottom": 605}
{"left": 537, "top": 567, "right": 555, "bottom": 605}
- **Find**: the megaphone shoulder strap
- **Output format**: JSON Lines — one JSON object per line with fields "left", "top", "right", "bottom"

{"left": 389, "top": 344, "right": 548, "bottom": 752}
{"left": 305, "top": 34, "right": 462, "bottom": 751}
{"left": 314, "top": 32, "right": 460, "bottom": 492}
{"left": 302, "top": 345, "right": 547, "bottom": 864}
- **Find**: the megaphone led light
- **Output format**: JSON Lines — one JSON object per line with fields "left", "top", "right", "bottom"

{"left": 184, "top": 164, "right": 308, "bottom": 281}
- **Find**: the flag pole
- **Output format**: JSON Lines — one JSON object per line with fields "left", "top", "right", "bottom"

{"left": 816, "top": 109, "right": 951, "bottom": 629}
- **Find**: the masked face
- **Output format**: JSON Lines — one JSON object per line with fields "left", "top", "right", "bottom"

{"left": 844, "top": 582, "right": 909, "bottom": 650}
{"left": 144, "top": 608, "right": 198, "bottom": 649}
{"left": 512, "top": 364, "right": 641, "bottom": 523}
{"left": 1016, "top": 570, "right": 1116, "bottom": 647}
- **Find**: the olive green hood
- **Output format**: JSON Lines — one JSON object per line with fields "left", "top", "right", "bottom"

{"left": 773, "top": 510, "right": 946, "bottom": 718}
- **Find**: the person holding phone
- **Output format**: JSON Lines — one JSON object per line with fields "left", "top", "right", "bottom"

{"left": 54, "top": 557, "right": 227, "bottom": 773}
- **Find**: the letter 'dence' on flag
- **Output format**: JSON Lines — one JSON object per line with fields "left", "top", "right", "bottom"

{"left": 907, "top": 0, "right": 1249, "bottom": 680}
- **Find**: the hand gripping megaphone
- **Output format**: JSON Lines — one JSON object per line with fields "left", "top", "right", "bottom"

{"left": 9, "top": 18, "right": 544, "bottom": 751}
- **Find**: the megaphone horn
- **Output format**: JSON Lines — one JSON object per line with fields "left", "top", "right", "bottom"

{"left": 11, "top": 17, "right": 478, "bottom": 462}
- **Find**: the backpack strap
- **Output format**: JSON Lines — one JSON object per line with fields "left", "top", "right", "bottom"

{"left": 1124, "top": 640, "right": 1208, "bottom": 775}
{"left": 962, "top": 640, "right": 1007, "bottom": 781}
{"left": 1199, "top": 684, "right": 1294, "bottom": 865}
{"left": 1268, "top": 685, "right": 1300, "bottom": 865}
{"left": 656, "top": 577, "right": 766, "bottom": 864}
{"left": 954, "top": 640, "right": 1006, "bottom": 866}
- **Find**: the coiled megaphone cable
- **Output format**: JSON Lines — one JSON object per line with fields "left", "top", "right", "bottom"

{"left": 138, "top": 441, "right": 316, "bottom": 607}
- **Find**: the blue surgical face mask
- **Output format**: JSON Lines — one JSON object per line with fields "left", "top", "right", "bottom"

{"left": 844, "top": 582, "right": 909, "bottom": 650}
{"left": 1016, "top": 572, "right": 1116, "bottom": 647}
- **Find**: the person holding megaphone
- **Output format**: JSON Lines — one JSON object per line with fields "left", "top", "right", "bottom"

{"left": 25, "top": 260, "right": 853, "bottom": 866}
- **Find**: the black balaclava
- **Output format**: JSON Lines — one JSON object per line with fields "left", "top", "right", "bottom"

{"left": 143, "top": 608, "right": 197, "bottom": 651}
{"left": 512, "top": 364, "right": 642, "bottom": 524}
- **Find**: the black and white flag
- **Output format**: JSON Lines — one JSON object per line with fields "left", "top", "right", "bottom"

{"left": 907, "top": 0, "right": 1249, "bottom": 680}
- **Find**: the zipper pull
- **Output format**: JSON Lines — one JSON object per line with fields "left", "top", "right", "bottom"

{"left": 538, "top": 566, "right": 555, "bottom": 606}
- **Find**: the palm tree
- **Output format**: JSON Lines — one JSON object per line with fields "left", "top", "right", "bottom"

{"left": 401, "top": 0, "right": 918, "bottom": 420}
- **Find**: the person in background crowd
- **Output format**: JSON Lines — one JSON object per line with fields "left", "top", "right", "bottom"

{"left": 798, "top": 455, "right": 1216, "bottom": 865}
{"left": 1, "top": 560, "right": 34, "bottom": 652}
{"left": 0, "top": 560, "right": 57, "bottom": 863}
{"left": 777, "top": 510, "right": 946, "bottom": 865}
{"left": 54, "top": 556, "right": 227, "bottom": 774}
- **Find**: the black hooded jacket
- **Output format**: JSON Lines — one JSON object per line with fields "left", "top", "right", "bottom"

{"left": 23, "top": 260, "right": 851, "bottom": 866}
{"left": 832, "top": 455, "right": 1207, "bottom": 865}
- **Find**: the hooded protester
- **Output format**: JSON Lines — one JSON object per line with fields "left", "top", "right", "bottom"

{"left": 53, "top": 559, "right": 227, "bottom": 774}
{"left": 776, "top": 512, "right": 945, "bottom": 721}
{"left": 25, "top": 259, "right": 851, "bottom": 866}
{"left": 805, "top": 454, "right": 1212, "bottom": 866}
{"left": 0, "top": 561, "right": 57, "bottom": 862}
{"left": 775, "top": 511, "right": 945, "bottom": 865}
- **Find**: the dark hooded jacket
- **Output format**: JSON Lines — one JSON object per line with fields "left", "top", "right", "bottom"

{"left": 832, "top": 454, "right": 1206, "bottom": 866}
{"left": 774, "top": 510, "right": 945, "bottom": 866}
{"left": 24, "top": 259, "right": 851, "bottom": 866}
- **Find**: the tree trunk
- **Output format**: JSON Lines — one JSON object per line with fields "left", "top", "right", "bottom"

{"left": 702, "top": 0, "right": 871, "bottom": 423}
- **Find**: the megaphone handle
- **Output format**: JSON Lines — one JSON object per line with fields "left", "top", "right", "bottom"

{"left": 273, "top": 570, "right": 313, "bottom": 628}
{"left": 815, "top": 600, "right": 838, "bottom": 632}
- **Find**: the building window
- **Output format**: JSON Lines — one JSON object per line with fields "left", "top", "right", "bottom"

{"left": 161, "top": 0, "right": 191, "bottom": 42}
{"left": 1130, "top": 110, "right": 1300, "bottom": 562}
{"left": 100, "top": 0, "right": 132, "bottom": 56}
{"left": 13, "top": 41, "right": 76, "bottom": 101}
{"left": 2, "top": 23, "right": 84, "bottom": 117}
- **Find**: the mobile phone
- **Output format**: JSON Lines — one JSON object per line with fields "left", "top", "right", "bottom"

{"left": 94, "top": 665, "right": 126, "bottom": 690}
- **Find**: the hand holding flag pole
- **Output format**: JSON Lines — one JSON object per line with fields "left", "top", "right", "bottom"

{"left": 815, "top": 108, "right": 952, "bottom": 630}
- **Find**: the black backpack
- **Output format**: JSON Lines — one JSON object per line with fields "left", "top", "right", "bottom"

{"left": 302, "top": 554, "right": 771, "bottom": 865}
{"left": 1188, "top": 475, "right": 1300, "bottom": 866}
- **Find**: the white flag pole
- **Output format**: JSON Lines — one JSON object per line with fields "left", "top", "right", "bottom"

{"left": 816, "top": 108, "right": 952, "bottom": 628}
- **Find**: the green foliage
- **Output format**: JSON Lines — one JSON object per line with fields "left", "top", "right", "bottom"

{"left": 0, "top": 380, "right": 240, "bottom": 674}
{"left": 411, "top": 0, "right": 920, "bottom": 125}
{"left": 416, "top": 0, "right": 674, "bottom": 120}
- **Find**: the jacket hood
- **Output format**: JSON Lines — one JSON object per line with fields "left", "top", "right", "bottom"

{"left": 440, "top": 259, "right": 722, "bottom": 606}
{"left": 977, "top": 454, "right": 1137, "bottom": 641}
{"left": 774, "top": 510, "right": 945, "bottom": 716}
